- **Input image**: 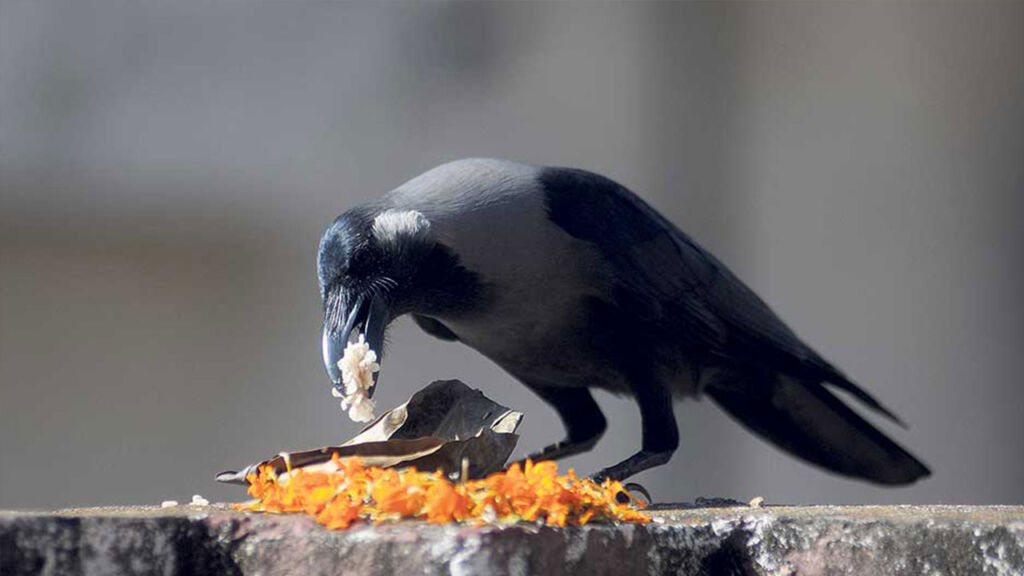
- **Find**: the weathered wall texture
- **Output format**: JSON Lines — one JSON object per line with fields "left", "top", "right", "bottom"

{"left": 3, "top": 506, "right": 1024, "bottom": 575}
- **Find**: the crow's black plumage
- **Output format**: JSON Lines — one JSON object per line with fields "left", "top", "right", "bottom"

{"left": 317, "top": 158, "right": 929, "bottom": 484}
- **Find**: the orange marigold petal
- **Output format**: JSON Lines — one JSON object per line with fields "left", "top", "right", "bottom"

{"left": 236, "top": 458, "right": 649, "bottom": 530}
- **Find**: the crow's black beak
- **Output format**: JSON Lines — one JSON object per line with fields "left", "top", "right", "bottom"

{"left": 322, "top": 291, "right": 388, "bottom": 397}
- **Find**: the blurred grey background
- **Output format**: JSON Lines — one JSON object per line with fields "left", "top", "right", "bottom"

{"left": 2, "top": 1, "right": 1022, "bottom": 510}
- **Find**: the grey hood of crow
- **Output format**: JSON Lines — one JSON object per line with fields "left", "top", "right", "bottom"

{"left": 317, "top": 158, "right": 929, "bottom": 484}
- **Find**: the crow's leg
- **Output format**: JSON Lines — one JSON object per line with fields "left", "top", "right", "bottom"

{"left": 590, "top": 382, "right": 678, "bottom": 482}
{"left": 519, "top": 386, "right": 607, "bottom": 463}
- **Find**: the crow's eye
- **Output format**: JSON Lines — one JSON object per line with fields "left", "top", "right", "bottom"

{"left": 348, "top": 247, "right": 378, "bottom": 277}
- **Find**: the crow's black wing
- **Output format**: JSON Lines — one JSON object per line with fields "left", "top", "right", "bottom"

{"left": 540, "top": 167, "right": 902, "bottom": 423}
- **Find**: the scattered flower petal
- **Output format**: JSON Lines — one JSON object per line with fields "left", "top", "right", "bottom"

{"left": 233, "top": 457, "right": 649, "bottom": 530}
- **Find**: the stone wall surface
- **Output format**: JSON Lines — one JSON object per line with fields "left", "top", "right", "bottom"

{"left": 2, "top": 505, "right": 1023, "bottom": 575}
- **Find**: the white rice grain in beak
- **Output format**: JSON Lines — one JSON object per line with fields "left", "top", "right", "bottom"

{"left": 335, "top": 333, "right": 380, "bottom": 422}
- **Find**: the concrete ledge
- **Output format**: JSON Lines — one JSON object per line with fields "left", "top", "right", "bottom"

{"left": 2, "top": 505, "right": 1023, "bottom": 575}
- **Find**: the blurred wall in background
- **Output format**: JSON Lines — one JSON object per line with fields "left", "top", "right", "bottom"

{"left": 2, "top": 1, "right": 1022, "bottom": 509}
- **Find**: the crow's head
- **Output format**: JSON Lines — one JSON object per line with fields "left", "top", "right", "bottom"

{"left": 317, "top": 206, "right": 481, "bottom": 394}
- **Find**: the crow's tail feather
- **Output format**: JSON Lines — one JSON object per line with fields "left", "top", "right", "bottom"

{"left": 707, "top": 373, "right": 930, "bottom": 485}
